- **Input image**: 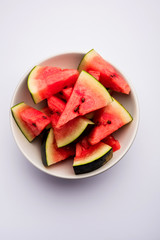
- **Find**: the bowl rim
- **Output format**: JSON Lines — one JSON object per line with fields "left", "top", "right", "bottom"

{"left": 10, "top": 51, "right": 140, "bottom": 180}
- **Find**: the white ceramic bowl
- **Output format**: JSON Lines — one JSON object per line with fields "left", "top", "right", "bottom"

{"left": 10, "top": 52, "right": 139, "bottom": 179}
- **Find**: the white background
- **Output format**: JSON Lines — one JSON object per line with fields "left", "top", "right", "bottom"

{"left": 1, "top": 0, "right": 160, "bottom": 239}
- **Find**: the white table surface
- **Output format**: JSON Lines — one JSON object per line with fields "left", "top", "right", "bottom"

{"left": 1, "top": 0, "right": 160, "bottom": 239}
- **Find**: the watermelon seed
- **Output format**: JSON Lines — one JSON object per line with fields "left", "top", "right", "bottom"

{"left": 110, "top": 74, "right": 116, "bottom": 78}
{"left": 42, "top": 116, "right": 47, "bottom": 119}
{"left": 63, "top": 86, "right": 67, "bottom": 89}
{"left": 50, "top": 110, "right": 54, "bottom": 114}
{"left": 107, "top": 120, "right": 111, "bottom": 124}
{"left": 32, "top": 123, "right": 37, "bottom": 127}
{"left": 81, "top": 97, "right": 85, "bottom": 103}
{"left": 56, "top": 111, "right": 60, "bottom": 116}
{"left": 74, "top": 105, "right": 80, "bottom": 113}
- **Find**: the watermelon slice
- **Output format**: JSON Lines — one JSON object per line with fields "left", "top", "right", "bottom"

{"left": 54, "top": 117, "right": 94, "bottom": 148}
{"left": 11, "top": 102, "right": 51, "bottom": 142}
{"left": 41, "top": 128, "right": 75, "bottom": 167}
{"left": 73, "top": 137, "right": 113, "bottom": 174}
{"left": 28, "top": 66, "right": 79, "bottom": 103}
{"left": 102, "top": 135, "right": 120, "bottom": 152}
{"left": 89, "top": 98, "right": 133, "bottom": 145}
{"left": 78, "top": 49, "right": 130, "bottom": 94}
{"left": 47, "top": 95, "right": 66, "bottom": 113}
{"left": 56, "top": 70, "right": 112, "bottom": 128}
{"left": 60, "top": 72, "right": 100, "bottom": 102}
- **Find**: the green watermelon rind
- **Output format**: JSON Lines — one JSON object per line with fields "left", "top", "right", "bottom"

{"left": 77, "top": 49, "right": 94, "bottom": 72}
{"left": 111, "top": 97, "right": 133, "bottom": 122}
{"left": 55, "top": 118, "right": 94, "bottom": 148}
{"left": 41, "top": 128, "right": 54, "bottom": 166}
{"left": 11, "top": 102, "right": 35, "bottom": 142}
{"left": 73, "top": 143, "right": 113, "bottom": 174}
{"left": 41, "top": 128, "right": 74, "bottom": 167}
{"left": 27, "top": 66, "right": 41, "bottom": 104}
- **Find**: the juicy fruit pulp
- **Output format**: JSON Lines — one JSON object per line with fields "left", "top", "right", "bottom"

{"left": 89, "top": 98, "right": 132, "bottom": 145}
{"left": 103, "top": 135, "right": 120, "bottom": 152}
{"left": 28, "top": 66, "right": 79, "bottom": 103}
{"left": 11, "top": 102, "right": 51, "bottom": 142}
{"left": 56, "top": 70, "right": 112, "bottom": 128}
{"left": 78, "top": 49, "right": 130, "bottom": 94}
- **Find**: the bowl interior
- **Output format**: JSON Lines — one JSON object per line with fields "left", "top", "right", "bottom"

{"left": 10, "top": 53, "right": 139, "bottom": 179}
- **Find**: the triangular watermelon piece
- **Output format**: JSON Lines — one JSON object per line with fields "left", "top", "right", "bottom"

{"left": 56, "top": 70, "right": 112, "bottom": 128}
{"left": 73, "top": 136, "right": 113, "bottom": 174}
{"left": 41, "top": 128, "right": 75, "bottom": 167}
{"left": 28, "top": 66, "right": 79, "bottom": 103}
{"left": 47, "top": 95, "right": 66, "bottom": 113}
{"left": 88, "top": 98, "right": 133, "bottom": 145}
{"left": 11, "top": 102, "right": 51, "bottom": 142}
{"left": 78, "top": 49, "right": 130, "bottom": 94}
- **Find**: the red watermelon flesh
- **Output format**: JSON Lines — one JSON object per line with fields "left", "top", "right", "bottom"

{"left": 88, "top": 98, "right": 133, "bottom": 145}
{"left": 87, "top": 70, "right": 100, "bottom": 81}
{"left": 61, "top": 87, "right": 73, "bottom": 100}
{"left": 47, "top": 96, "right": 66, "bottom": 127}
{"left": 40, "top": 106, "right": 53, "bottom": 129}
{"left": 78, "top": 49, "right": 130, "bottom": 94}
{"left": 28, "top": 66, "right": 79, "bottom": 103}
{"left": 75, "top": 137, "right": 95, "bottom": 158}
{"left": 102, "top": 135, "right": 120, "bottom": 152}
{"left": 46, "top": 69, "right": 79, "bottom": 97}
{"left": 40, "top": 106, "right": 53, "bottom": 118}
{"left": 47, "top": 95, "right": 66, "bottom": 113}
{"left": 20, "top": 106, "right": 51, "bottom": 137}
{"left": 56, "top": 70, "right": 112, "bottom": 128}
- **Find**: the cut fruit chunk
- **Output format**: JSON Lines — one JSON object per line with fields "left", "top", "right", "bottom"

{"left": 11, "top": 102, "right": 51, "bottom": 142}
{"left": 102, "top": 135, "right": 120, "bottom": 152}
{"left": 61, "top": 87, "right": 73, "bottom": 100}
{"left": 89, "top": 98, "right": 132, "bottom": 145}
{"left": 47, "top": 96, "right": 66, "bottom": 128}
{"left": 78, "top": 49, "right": 130, "bottom": 94}
{"left": 41, "top": 128, "right": 75, "bottom": 167}
{"left": 47, "top": 95, "right": 66, "bottom": 113}
{"left": 56, "top": 70, "right": 112, "bottom": 128}
{"left": 54, "top": 117, "right": 94, "bottom": 148}
{"left": 73, "top": 137, "right": 113, "bottom": 174}
{"left": 28, "top": 66, "right": 79, "bottom": 103}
